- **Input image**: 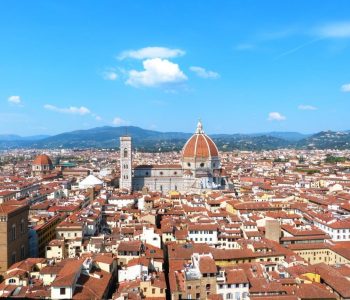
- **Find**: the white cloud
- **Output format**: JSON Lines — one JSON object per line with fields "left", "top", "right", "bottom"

{"left": 44, "top": 104, "right": 91, "bottom": 115}
{"left": 118, "top": 47, "right": 185, "bottom": 60}
{"left": 315, "top": 22, "right": 350, "bottom": 38}
{"left": 112, "top": 117, "right": 126, "bottom": 125}
{"left": 341, "top": 83, "right": 350, "bottom": 92}
{"left": 189, "top": 66, "right": 220, "bottom": 79}
{"left": 102, "top": 70, "right": 118, "bottom": 80}
{"left": 92, "top": 113, "right": 102, "bottom": 121}
{"left": 268, "top": 112, "right": 286, "bottom": 121}
{"left": 298, "top": 104, "right": 318, "bottom": 110}
{"left": 8, "top": 95, "right": 21, "bottom": 104}
{"left": 126, "top": 58, "right": 187, "bottom": 87}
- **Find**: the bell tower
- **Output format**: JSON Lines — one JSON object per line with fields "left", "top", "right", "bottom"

{"left": 120, "top": 136, "right": 132, "bottom": 192}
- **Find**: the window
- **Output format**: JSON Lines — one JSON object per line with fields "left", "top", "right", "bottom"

{"left": 200, "top": 163, "right": 205, "bottom": 167}
{"left": 11, "top": 252, "right": 16, "bottom": 264}
{"left": 226, "top": 293, "right": 233, "bottom": 300}
{"left": 20, "top": 245, "right": 25, "bottom": 260}
{"left": 123, "top": 148, "right": 128, "bottom": 158}
{"left": 20, "top": 219, "right": 25, "bottom": 233}
{"left": 187, "top": 162, "right": 191, "bottom": 167}
{"left": 9, "top": 278, "right": 16, "bottom": 284}
{"left": 60, "top": 288, "right": 66, "bottom": 295}
{"left": 152, "top": 288, "right": 156, "bottom": 294}
{"left": 11, "top": 224, "right": 16, "bottom": 241}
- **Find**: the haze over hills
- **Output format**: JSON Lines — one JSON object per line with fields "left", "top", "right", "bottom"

{"left": 0, "top": 126, "right": 349, "bottom": 151}
{"left": 0, "top": 134, "right": 51, "bottom": 141}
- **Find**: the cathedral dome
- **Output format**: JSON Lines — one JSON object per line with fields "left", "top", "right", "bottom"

{"left": 33, "top": 154, "right": 53, "bottom": 166}
{"left": 182, "top": 121, "right": 219, "bottom": 159}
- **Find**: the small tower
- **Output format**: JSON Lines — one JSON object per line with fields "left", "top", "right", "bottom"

{"left": 120, "top": 136, "right": 132, "bottom": 193}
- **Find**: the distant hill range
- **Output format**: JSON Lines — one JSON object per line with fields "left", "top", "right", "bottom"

{"left": 0, "top": 126, "right": 349, "bottom": 151}
{"left": 0, "top": 134, "right": 50, "bottom": 141}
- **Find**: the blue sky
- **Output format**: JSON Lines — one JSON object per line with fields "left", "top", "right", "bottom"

{"left": 1, "top": 0, "right": 350, "bottom": 136}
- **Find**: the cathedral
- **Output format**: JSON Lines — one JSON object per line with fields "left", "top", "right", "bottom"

{"left": 119, "top": 121, "right": 229, "bottom": 193}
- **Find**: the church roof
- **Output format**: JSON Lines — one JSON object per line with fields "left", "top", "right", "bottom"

{"left": 33, "top": 154, "right": 53, "bottom": 166}
{"left": 182, "top": 121, "right": 219, "bottom": 159}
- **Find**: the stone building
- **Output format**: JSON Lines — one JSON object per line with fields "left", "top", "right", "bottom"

{"left": 0, "top": 202, "right": 29, "bottom": 273}
{"left": 32, "top": 154, "right": 54, "bottom": 176}
{"left": 120, "top": 121, "right": 229, "bottom": 193}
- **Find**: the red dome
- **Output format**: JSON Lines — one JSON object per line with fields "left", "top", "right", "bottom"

{"left": 33, "top": 154, "right": 53, "bottom": 166}
{"left": 182, "top": 122, "right": 219, "bottom": 159}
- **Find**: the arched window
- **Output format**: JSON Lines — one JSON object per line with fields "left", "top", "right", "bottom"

{"left": 9, "top": 278, "right": 16, "bottom": 284}
{"left": 123, "top": 148, "right": 128, "bottom": 158}
{"left": 20, "top": 219, "right": 25, "bottom": 233}
{"left": 226, "top": 293, "right": 232, "bottom": 300}
{"left": 20, "top": 245, "right": 25, "bottom": 259}
{"left": 11, "top": 224, "right": 16, "bottom": 241}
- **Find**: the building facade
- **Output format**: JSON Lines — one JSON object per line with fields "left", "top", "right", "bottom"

{"left": 32, "top": 154, "right": 54, "bottom": 176}
{"left": 119, "top": 136, "right": 133, "bottom": 192}
{"left": 121, "top": 121, "right": 229, "bottom": 193}
{"left": 0, "top": 203, "right": 29, "bottom": 273}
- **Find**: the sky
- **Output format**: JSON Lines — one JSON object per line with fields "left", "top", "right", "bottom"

{"left": 1, "top": 0, "right": 350, "bottom": 136}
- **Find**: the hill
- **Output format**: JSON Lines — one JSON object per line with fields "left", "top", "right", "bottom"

{"left": 0, "top": 126, "right": 349, "bottom": 151}
{"left": 296, "top": 131, "right": 350, "bottom": 150}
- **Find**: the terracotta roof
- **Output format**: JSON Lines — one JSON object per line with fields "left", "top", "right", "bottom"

{"left": 199, "top": 256, "right": 217, "bottom": 274}
{"left": 226, "top": 269, "right": 249, "bottom": 284}
{"left": 33, "top": 154, "right": 53, "bottom": 166}
{"left": 182, "top": 124, "right": 219, "bottom": 159}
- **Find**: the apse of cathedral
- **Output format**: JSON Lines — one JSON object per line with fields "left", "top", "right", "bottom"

{"left": 120, "top": 121, "right": 229, "bottom": 193}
